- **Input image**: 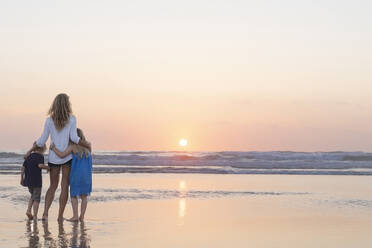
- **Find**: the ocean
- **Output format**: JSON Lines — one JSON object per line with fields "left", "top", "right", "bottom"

{"left": 2, "top": 150, "right": 372, "bottom": 175}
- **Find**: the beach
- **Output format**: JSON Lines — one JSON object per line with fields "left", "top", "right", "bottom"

{"left": 1, "top": 173, "right": 371, "bottom": 247}
{"left": 2, "top": 0, "right": 372, "bottom": 246}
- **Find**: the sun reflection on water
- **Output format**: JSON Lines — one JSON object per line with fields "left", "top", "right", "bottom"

{"left": 179, "top": 181, "right": 186, "bottom": 191}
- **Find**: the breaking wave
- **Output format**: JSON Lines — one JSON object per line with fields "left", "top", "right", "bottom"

{"left": 1, "top": 151, "right": 372, "bottom": 175}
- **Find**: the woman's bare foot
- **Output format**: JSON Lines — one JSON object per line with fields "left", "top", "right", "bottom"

{"left": 79, "top": 216, "right": 84, "bottom": 222}
{"left": 42, "top": 214, "right": 48, "bottom": 220}
{"left": 67, "top": 217, "right": 79, "bottom": 222}
{"left": 57, "top": 216, "right": 64, "bottom": 222}
{"left": 26, "top": 212, "right": 33, "bottom": 220}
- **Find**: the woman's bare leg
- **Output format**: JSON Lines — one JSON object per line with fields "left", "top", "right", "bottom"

{"left": 26, "top": 198, "right": 33, "bottom": 220}
{"left": 42, "top": 167, "right": 60, "bottom": 220}
{"left": 79, "top": 195, "right": 88, "bottom": 221}
{"left": 68, "top": 196, "right": 79, "bottom": 222}
{"left": 58, "top": 165, "right": 71, "bottom": 222}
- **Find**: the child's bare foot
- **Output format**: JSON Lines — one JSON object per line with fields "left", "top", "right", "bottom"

{"left": 67, "top": 217, "right": 79, "bottom": 222}
{"left": 79, "top": 216, "right": 84, "bottom": 222}
{"left": 42, "top": 214, "right": 48, "bottom": 220}
{"left": 26, "top": 212, "right": 33, "bottom": 220}
{"left": 57, "top": 216, "right": 64, "bottom": 222}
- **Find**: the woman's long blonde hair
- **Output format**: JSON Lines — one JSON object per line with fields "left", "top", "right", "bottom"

{"left": 48, "top": 93, "right": 72, "bottom": 130}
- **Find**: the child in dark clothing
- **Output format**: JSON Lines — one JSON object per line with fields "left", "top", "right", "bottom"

{"left": 21, "top": 144, "right": 49, "bottom": 220}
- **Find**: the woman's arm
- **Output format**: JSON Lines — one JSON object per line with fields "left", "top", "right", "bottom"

{"left": 69, "top": 116, "right": 80, "bottom": 144}
{"left": 24, "top": 118, "right": 50, "bottom": 159}
{"left": 78, "top": 140, "right": 92, "bottom": 151}
{"left": 24, "top": 142, "right": 37, "bottom": 159}
{"left": 69, "top": 116, "right": 91, "bottom": 150}
{"left": 36, "top": 118, "right": 50, "bottom": 147}
{"left": 51, "top": 144, "right": 74, "bottom": 158}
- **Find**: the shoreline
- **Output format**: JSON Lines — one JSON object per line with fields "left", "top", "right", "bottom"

{"left": 2, "top": 164, "right": 372, "bottom": 176}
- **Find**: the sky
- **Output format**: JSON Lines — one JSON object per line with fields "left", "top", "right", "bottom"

{"left": 1, "top": 0, "right": 372, "bottom": 151}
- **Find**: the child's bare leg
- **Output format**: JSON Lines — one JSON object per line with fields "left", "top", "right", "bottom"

{"left": 33, "top": 201, "right": 40, "bottom": 220}
{"left": 79, "top": 195, "right": 88, "bottom": 221}
{"left": 68, "top": 196, "right": 79, "bottom": 222}
{"left": 26, "top": 198, "right": 33, "bottom": 220}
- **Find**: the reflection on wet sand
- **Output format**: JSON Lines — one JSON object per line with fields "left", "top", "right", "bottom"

{"left": 25, "top": 220, "right": 90, "bottom": 248}
{"left": 178, "top": 180, "right": 187, "bottom": 225}
{"left": 179, "top": 198, "right": 186, "bottom": 218}
{"left": 25, "top": 220, "right": 40, "bottom": 248}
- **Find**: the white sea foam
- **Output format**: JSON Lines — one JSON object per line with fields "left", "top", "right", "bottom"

{"left": 0, "top": 185, "right": 308, "bottom": 204}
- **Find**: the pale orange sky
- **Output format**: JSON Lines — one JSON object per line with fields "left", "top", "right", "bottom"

{"left": 1, "top": 1, "right": 372, "bottom": 151}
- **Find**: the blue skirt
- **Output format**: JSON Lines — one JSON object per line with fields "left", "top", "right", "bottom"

{"left": 70, "top": 153, "right": 92, "bottom": 197}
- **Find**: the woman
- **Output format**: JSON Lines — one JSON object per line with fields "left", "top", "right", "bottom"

{"left": 25, "top": 93, "right": 90, "bottom": 221}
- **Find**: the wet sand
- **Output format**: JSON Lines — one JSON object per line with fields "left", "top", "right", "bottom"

{"left": 0, "top": 174, "right": 372, "bottom": 247}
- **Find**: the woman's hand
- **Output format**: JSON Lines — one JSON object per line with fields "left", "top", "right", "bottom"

{"left": 23, "top": 152, "right": 31, "bottom": 160}
{"left": 78, "top": 140, "right": 92, "bottom": 151}
{"left": 86, "top": 141, "right": 92, "bottom": 151}
{"left": 20, "top": 178, "right": 24, "bottom": 186}
{"left": 50, "top": 143, "right": 55, "bottom": 150}
{"left": 24, "top": 141, "right": 37, "bottom": 159}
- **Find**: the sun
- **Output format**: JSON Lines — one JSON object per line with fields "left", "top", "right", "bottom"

{"left": 179, "top": 139, "right": 188, "bottom": 147}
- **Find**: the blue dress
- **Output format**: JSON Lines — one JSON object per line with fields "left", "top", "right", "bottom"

{"left": 70, "top": 152, "right": 92, "bottom": 197}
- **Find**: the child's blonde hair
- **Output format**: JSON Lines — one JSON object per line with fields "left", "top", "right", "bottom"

{"left": 74, "top": 128, "right": 90, "bottom": 157}
{"left": 77, "top": 128, "right": 86, "bottom": 141}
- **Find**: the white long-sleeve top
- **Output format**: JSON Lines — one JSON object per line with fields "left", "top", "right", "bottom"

{"left": 36, "top": 115, "right": 80, "bottom": 164}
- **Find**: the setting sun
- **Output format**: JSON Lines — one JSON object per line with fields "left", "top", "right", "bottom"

{"left": 179, "top": 139, "right": 188, "bottom": 147}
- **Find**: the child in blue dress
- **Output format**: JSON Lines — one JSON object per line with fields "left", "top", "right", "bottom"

{"left": 51, "top": 128, "right": 92, "bottom": 222}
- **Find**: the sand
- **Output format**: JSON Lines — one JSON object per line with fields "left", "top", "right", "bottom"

{"left": 0, "top": 173, "right": 371, "bottom": 247}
